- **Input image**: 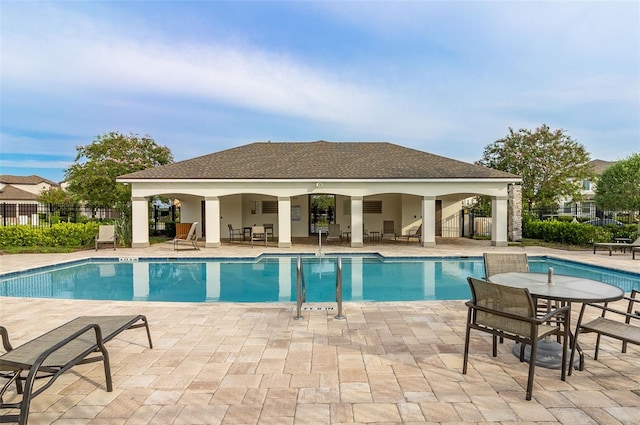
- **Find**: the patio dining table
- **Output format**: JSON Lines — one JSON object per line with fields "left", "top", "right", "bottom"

{"left": 489, "top": 272, "right": 624, "bottom": 370}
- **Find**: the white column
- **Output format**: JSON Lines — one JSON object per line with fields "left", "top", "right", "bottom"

{"left": 205, "top": 196, "right": 221, "bottom": 247}
{"left": 350, "top": 196, "right": 363, "bottom": 247}
{"left": 278, "top": 197, "right": 292, "bottom": 248}
{"left": 422, "top": 196, "right": 436, "bottom": 247}
{"left": 131, "top": 197, "right": 149, "bottom": 248}
{"left": 492, "top": 196, "right": 509, "bottom": 247}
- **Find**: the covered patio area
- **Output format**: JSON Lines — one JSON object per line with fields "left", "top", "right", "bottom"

{"left": 118, "top": 141, "right": 522, "bottom": 250}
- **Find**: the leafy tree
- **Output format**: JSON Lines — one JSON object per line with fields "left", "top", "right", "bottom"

{"left": 594, "top": 153, "right": 640, "bottom": 229}
{"left": 38, "top": 187, "right": 74, "bottom": 204}
{"left": 65, "top": 132, "right": 173, "bottom": 207}
{"left": 477, "top": 124, "right": 593, "bottom": 211}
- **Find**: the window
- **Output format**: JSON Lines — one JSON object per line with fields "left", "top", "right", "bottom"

{"left": 262, "top": 200, "right": 278, "bottom": 214}
{"left": 363, "top": 200, "right": 382, "bottom": 214}
{"left": 583, "top": 180, "right": 591, "bottom": 191}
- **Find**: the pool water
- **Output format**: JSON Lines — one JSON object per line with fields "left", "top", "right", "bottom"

{"left": 0, "top": 256, "right": 638, "bottom": 303}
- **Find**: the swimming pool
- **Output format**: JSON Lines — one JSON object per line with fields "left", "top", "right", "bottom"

{"left": 0, "top": 255, "right": 638, "bottom": 303}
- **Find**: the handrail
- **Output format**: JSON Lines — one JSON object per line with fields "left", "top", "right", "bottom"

{"left": 294, "top": 255, "right": 345, "bottom": 320}
{"left": 335, "top": 255, "right": 345, "bottom": 319}
{"left": 294, "top": 256, "right": 306, "bottom": 320}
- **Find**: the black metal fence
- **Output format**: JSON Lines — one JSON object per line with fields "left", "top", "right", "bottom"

{"left": 0, "top": 202, "right": 179, "bottom": 236}
{"left": 528, "top": 207, "right": 638, "bottom": 225}
{"left": 0, "top": 203, "right": 119, "bottom": 228}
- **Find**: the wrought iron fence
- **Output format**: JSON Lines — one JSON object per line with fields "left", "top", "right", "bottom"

{"left": 0, "top": 202, "right": 179, "bottom": 235}
{"left": 0, "top": 203, "right": 120, "bottom": 229}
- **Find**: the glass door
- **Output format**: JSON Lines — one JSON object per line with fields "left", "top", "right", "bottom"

{"left": 309, "top": 194, "right": 335, "bottom": 235}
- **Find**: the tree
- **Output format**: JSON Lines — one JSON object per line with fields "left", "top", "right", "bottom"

{"left": 594, "top": 153, "right": 640, "bottom": 228}
{"left": 65, "top": 132, "right": 173, "bottom": 207}
{"left": 477, "top": 124, "right": 593, "bottom": 211}
{"left": 38, "top": 187, "right": 74, "bottom": 205}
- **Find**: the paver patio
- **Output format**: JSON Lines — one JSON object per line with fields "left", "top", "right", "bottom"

{"left": 1, "top": 239, "right": 639, "bottom": 424}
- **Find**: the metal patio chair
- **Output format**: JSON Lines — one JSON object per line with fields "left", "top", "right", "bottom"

{"left": 463, "top": 277, "right": 570, "bottom": 400}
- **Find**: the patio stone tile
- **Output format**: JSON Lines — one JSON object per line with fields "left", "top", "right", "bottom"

{"left": 508, "top": 400, "right": 558, "bottom": 421}
{"left": 259, "top": 373, "right": 292, "bottom": 388}
{"left": 294, "top": 403, "right": 331, "bottom": 424}
{"left": 419, "top": 401, "right": 462, "bottom": 422}
{"left": 352, "top": 403, "right": 401, "bottom": 423}
{"left": 222, "top": 404, "right": 262, "bottom": 424}
{"left": 290, "top": 373, "right": 320, "bottom": 388}
{"left": 174, "top": 404, "right": 228, "bottom": 424}
{"left": 339, "top": 382, "right": 372, "bottom": 403}
{"left": 584, "top": 407, "right": 635, "bottom": 425}
{"left": 210, "top": 388, "right": 247, "bottom": 405}
{"left": 468, "top": 395, "right": 518, "bottom": 422}
{"left": 60, "top": 404, "right": 104, "bottom": 419}
{"left": 329, "top": 403, "right": 354, "bottom": 423}
{"left": 2, "top": 242, "right": 640, "bottom": 425}
{"left": 562, "top": 389, "right": 619, "bottom": 407}
{"left": 548, "top": 407, "right": 602, "bottom": 425}
{"left": 451, "top": 401, "right": 484, "bottom": 422}
{"left": 143, "top": 390, "right": 183, "bottom": 406}
{"left": 398, "top": 402, "right": 427, "bottom": 422}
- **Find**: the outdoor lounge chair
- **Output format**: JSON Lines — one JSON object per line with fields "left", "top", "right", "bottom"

{"left": 227, "top": 224, "right": 243, "bottom": 243}
{"left": 463, "top": 277, "right": 570, "bottom": 400}
{"left": 382, "top": 220, "right": 395, "bottom": 241}
{"left": 251, "top": 225, "right": 267, "bottom": 247}
{"left": 173, "top": 222, "right": 200, "bottom": 250}
{"left": 0, "top": 315, "right": 152, "bottom": 425}
{"left": 263, "top": 223, "right": 274, "bottom": 239}
{"left": 95, "top": 225, "right": 116, "bottom": 251}
{"left": 325, "top": 223, "right": 341, "bottom": 244}
{"left": 396, "top": 224, "right": 422, "bottom": 244}
{"left": 568, "top": 289, "right": 640, "bottom": 374}
{"left": 593, "top": 236, "right": 640, "bottom": 256}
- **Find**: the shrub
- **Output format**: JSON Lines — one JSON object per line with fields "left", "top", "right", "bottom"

{"left": 0, "top": 222, "right": 101, "bottom": 249}
{"left": 523, "top": 218, "right": 611, "bottom": 245}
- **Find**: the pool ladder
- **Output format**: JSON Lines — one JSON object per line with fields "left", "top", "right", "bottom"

{"left": 294, "top": 255, "right": 345, "bottom": 320}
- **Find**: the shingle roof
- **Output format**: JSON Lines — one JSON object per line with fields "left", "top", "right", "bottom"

{"left": 0, "top": 185, "right": 39, "bottom": 201}
{"left": 0, "top": 174, "right": 59, "bottom": 186}
{"left": 589, "top": 159, "right": 616, "bottom": 175}
{"left": 119, "top": 141, "right": 520, "bottom": 180}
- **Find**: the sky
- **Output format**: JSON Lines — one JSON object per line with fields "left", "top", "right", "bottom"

{"left": 1, "top": 1, "right": 639, "bottom": 183}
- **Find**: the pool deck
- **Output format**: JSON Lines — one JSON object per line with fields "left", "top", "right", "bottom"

{"left": 1, "top": 239, "right": 639, "bottom": 424}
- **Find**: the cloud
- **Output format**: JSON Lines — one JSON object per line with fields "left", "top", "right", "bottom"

{"left": 1, "top": 1, "right": 638, "bottom": 171}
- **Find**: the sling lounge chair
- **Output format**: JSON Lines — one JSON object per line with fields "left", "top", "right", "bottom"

{"left": 463, "top": 277, "right": 569, "bottom": 400}
{"left": 173, "top": 222, "right": 200, "bottom": 250}
{"left": 396, "top": 224, "right": 422, "bottom": 244}
{"left": 251, "top": 225, "right": 267, "bottom": 247}
{"left": 382, "top": 220, "right": 396, "bottom": 241}
{"left": 593, "top": 236, "right": 640, "bottom": 256}
{"left": 95, "top": 225, "right": 116, "bottom": 251}
{"left": 227, "top": 224, "right": 243, "bottom": 243}
{"left": 0, "top": 315, "right": 152, "bottom": 425}
{"left": 325, "top": 223, "right": 341, "bottom": 244}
